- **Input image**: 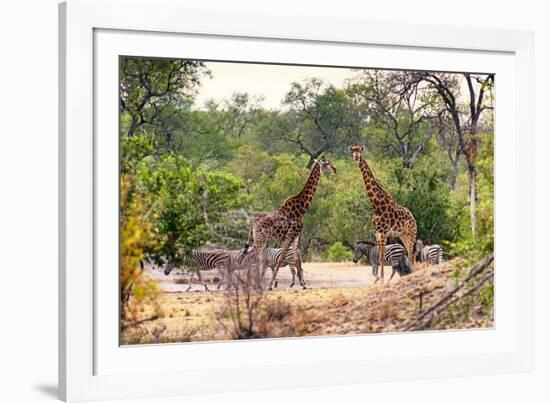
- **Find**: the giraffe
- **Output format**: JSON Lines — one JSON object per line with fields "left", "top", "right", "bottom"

{"left": 243, "top": 156, "right": 337, "bottom": 290}
{"left": 349, "top": 145, "right": 417, "bottom": 283}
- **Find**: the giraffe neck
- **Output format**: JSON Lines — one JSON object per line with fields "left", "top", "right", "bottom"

{"left": 280, "top": 163, "right": 321, "bottom": 214}
{"left": 358, "top": 156, "right": 393, "bottom": 209}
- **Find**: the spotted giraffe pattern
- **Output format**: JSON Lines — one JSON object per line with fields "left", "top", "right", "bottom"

{"left": 244, "top": 156, "right": 337, "bottom": 289}
{"left": 349, "top": 145, "right": 417, "bottom": 283}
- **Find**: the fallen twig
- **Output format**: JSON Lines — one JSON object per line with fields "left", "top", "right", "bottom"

{"left": 121, "top": 315, "right": 159, "bottom": 331}
{"left": 404, "top": 255, "right": 494, "bottom": 331}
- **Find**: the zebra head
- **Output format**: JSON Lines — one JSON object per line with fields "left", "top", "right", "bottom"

{"left": 348, "top": 145, "right": 365, "bottom": 162}
{"left": 164, "top": 261, "right": 176, "bottom": 275}
{"left": 396, "top": 254, "right": 413, "bottom": 276}
{"left": 352, "top": 241, "right": 374, "bottom": 263}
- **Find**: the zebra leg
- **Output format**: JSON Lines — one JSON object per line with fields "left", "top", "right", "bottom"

{"left": 289, "top": 265, "right": 296, "bottom": 288}
{"left": 186, "top": 271, "right": 194, "bottom": 292}
{"left": 389, "top": 265, "right": 397, "bottom": 281}
{"left": 217, "top": 269, "right": 225, "bottom": 290}
{"left": 196, "top": 269, "right": 208, "bottom": 291}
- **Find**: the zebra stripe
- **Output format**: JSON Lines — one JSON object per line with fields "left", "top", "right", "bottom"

{"left": 353, "top": 241, "right": 412, "bottom": 281}
{"left": 416, "top": 240, "right": 444, "bottom": 265}
{"left": 353, "top": 242, "right": 407, "bottom": 265}
{"left": 164, "top": 249, "right": 231, "bottom": 291}
{"left": 263, "top": 247, "right": 304, "bottom": 288}
{"left": 228, "top": 247, "right": 304, "bottom": 288}
{"left": 420, "top": 244, "right": 444, "bottom": 265}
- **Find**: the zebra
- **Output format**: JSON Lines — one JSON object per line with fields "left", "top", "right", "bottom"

{"left": 164, "top": 249, "right": 231, "bottom": 291}
{"left": 352, "top": 241, "right": 413, "bottom": 282}
{"left": 227, "top": 246, "right": 306, "bottom": 289}
{"left": 415, "top": 240, "right": 444, "bottom": 265}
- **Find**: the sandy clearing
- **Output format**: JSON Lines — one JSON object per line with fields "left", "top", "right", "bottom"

{"left": 145, "top": 261, "right": 397, "bottom": 293}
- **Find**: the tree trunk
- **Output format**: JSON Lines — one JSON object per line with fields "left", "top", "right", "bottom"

{"left": 449, "top": 158, "right": 459, "bottom": 190}
{"left": 468, "top": 166, "right": 477, "bottom": 239}
{"left": 447, "top": 146, "right": 460, "bottom": 190}
{"left": 127, "top": 116, "right": 139, "bottom": 137}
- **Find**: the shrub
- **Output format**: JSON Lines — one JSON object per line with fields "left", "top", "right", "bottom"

{"left": 325, "top": 241, "right": 353, "bottom": 262}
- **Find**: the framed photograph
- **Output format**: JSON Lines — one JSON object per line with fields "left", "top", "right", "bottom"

{"left": 59, "top": 0, "right": 534, "bottom": 401}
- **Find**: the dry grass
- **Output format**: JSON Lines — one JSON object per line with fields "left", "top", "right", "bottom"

{"left": 121, "top": 259, "right": 493, "bottom": 344}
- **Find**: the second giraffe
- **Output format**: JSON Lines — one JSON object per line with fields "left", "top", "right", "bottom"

{"left": 349, "top": 145, "right": 417, "bottom": 283}
{"left": 243, "top": 156, "right": 337, "bottom": 290}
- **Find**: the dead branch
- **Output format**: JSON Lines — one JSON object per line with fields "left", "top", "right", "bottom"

{"left": 404, "top": 255, "right": 494, "bottom": 331}
{"left": 121, "top": 315, "right": 159, "bottom": 331}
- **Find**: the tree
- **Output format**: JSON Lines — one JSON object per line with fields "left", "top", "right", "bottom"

{"left": 135, "top": 153, "right": 249, "bottom": 266}
{"left": 434, "top": 112, "right": 462, "bottom": 189}
{"left": 417, "top": 72, "right": 494, "bottom": 238}
{"left": 120, "top": 57, "right": 210, "bottom": 137}
{"left": 348, "top": 70, "right": 439, "bottom": 169}
{"left": 280, "top": 78, "right": 365, "bottom": 167}
{"left": 209, "top": 92, "right": 264, "bottom": 139}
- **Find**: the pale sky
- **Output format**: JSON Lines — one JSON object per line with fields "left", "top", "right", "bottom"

{"left": 193, "top": 61, "right": 487, "bottom": 110}
{"left": 194, "top": 62, "right": 357, "bottom": 110}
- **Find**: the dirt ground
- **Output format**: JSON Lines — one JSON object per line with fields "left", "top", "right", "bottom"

{"left": 147, "top": 261, "right": 382, "bottom": 292}
{"left": 122, "top": 260, "right": 494, "bottom": 344}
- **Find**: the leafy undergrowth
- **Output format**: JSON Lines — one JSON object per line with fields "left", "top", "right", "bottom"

{"left": 121, "top": 258, "right": 494, "bottom": 344}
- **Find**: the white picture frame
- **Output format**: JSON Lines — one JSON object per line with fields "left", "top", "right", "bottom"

{"left": 59, "top": 0, "right": 534, "bottom": 401}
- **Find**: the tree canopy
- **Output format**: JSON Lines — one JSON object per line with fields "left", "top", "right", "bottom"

{"left": 119, "top": 57, "right": 494, "bottom": 285}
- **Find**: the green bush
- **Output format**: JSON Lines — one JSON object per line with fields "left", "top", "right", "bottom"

{"left": 325, "top": 241, "right": 353, "bottom": 262}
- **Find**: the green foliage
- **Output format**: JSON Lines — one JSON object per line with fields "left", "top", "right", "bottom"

{"left": 120, "top": 174, "right": 160, "bottom": 320}
{"left": 120, "top": 132, "right": 156, "bottom": 173}
{"left": 168, "top": 108, "right": 239, "bottom": 167}
{"left": 119, "top": 61, "right": 494, "bottom": 269}
{"left": 446, "top": 132, "right": 494, "bottom": 258}
{"left": 135, "top": 153, "right": 248, "bottom": 266}
{"left": 325, "top": 241, "right": 353, "bottom": 262}
{"left": 387, "top": 156, "right": 463, "bottom": 244}
{"left": 281, "top": 78, "right": 365, "bottom": 166}
{"left": 120, "top": 57, "right": 210, "bottom": 137}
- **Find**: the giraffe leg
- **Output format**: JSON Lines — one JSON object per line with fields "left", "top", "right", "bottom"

{"left": 186, "top": 271, "right": 193, "bottom": 292}
{"left": 269, "top": 237, "right": 293, "bottom": 290}
{"left": 292, "top": 237, "right": 306, "bottom": 289}
{"left": 376, "top": 233, "right": 386, "bottom": 285}
{"left": 272, "top": 268, "right": 279, "bottom": 288}
{"left": 401, "top": 235, "right": 416, "bottom": 271}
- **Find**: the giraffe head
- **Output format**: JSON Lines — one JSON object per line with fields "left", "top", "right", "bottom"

{"left": 315, "top": 155, "right": 337, "bottom": 175}
{"left": 348, "top": 145, "right": 365, "bottom": 162}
